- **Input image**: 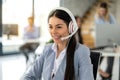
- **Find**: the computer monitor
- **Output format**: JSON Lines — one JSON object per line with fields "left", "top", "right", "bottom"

{"left": 94, "top": 24, "right": 120, "bottom": 48}
{"left": 2, "top": 24, "right": 18, "bottom": 39}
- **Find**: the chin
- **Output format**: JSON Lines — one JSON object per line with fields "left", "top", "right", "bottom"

{"left": 53, "top": 40, "right": 61, "bottom": 44}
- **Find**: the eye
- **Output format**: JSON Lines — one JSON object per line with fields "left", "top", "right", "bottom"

{"left": 57, "top": 26, "right": 62, "bottom": 28}
{"left": 49, "top": 25, "right": 53, "bottom": 29}
{"left": 56, "top": 25, "right": 62, "bottom": 28}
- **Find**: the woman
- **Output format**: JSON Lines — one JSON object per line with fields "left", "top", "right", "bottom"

{"left": 75, "top": 16, "right": 83, "bottom": 44}
{"left": 94, "top": 2, "right": 116, "bottom": 24}
{"left": 22, "top": 7, "right": 94, "bottom": 80}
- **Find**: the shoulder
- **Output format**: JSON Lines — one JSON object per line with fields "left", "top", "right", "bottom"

{"left": 76, "top": 43, "right": 90, "bottom": 53}
{"left": 109, "top": 14, "right": 115, "bottom": 20}
{"left": 45, "top": 43, "right": 53, "bottom": 48}
{"left": 75, "top": 43, "right": 90, "bottom": 58}
{"left": 36, "top": 43, "right": 53, "bottom": 59}
{"left": 42, "top": 43, "right": 53, "bottom": 52}
{"left": 108, "top": 13, "right": 116, "bottom": 24}
{"left": 109, "top": 13, "right": 114, "bottom": 17}
{"left": 74, "top": 43, "right": 92, "bottom": 67}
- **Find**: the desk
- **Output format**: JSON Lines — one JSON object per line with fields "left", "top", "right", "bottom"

{"left": 2, "top": 39, "right": 23, "bottom": 54}
{"left": 92, "top": 47, "right": 120, "bottom": 80}
{"left": 92, "top": 47, "right": 120, "bottom": 57}
{"left": 1, "top": 37, "right": 49, "bottom": 55}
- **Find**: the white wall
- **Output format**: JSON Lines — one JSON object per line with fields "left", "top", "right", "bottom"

{"left": 60, "top": 0, "right": 96, "bottom": 17}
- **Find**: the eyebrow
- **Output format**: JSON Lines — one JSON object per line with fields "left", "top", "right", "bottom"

{"left": 56, "top": 24, "right": 63, "bottom": 26}
{"left": 49, "top": 24, "right": 63, "bottom": 26}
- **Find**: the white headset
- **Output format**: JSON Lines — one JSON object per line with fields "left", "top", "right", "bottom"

{"left": 49, "top": 7, "right": 78, "bottom": 40}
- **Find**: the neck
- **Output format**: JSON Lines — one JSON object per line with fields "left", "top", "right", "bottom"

{"left": 56, "top": 39, "right": 69, "bottom": 57}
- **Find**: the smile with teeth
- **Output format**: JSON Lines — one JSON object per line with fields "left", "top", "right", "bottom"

{"left": 52, "top": 36, "right": 61, "bottom": 40}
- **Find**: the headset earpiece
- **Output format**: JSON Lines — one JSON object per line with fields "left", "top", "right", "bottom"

{"left": 69, "top": 21, "right": 74, "bottom": 33}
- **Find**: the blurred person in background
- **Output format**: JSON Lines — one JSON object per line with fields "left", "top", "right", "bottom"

{"left": 75, "top": 16, "right": 83, "bottom": 44}
{"left": 94, "top": 2, "right": 116, "bottom": 24}
{"left": 20, "top": 16, "right": 40, "bottom": 63}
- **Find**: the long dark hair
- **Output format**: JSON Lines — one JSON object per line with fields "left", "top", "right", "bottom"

{"left": 48, "top": 9, "right": 77, "bottom": 80}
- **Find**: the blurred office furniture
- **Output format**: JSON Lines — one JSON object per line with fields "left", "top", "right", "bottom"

{"left": 1, "top": 25, "right": 42, "bottom": 55}
{"left": 2, "top": 24, "right": 18, "bottom": 40}
{"left": 0, "top": 42, "right": 2, "bottom": 55}
{"left": 1, "top": 37, "right": 48, "bottom": 56}
{"left": 2, "top": 39, "right": 23, "bottom": 55}
{"left": 94, "top": 24, "right": 120, "bottom": 48}
{"left": 90, "top": 51, "right": 101, "bottom": 80}
{"left": 93, "top": 46, "right": 120, "bottom": 80}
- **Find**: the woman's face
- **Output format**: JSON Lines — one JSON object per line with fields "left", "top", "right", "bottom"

{"left": 48, "top": 16, "right": 69, "bottom": 44}
{"left": 98, "top": 7, "right": 107, "bottom": 16}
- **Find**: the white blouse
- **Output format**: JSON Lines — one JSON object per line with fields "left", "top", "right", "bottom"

{"left": 51, "top": 43, "right": 66, "bottom": 78}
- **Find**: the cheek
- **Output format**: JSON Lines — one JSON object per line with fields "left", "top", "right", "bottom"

{"left": 48, "top": 29, "right": 53, "bottom": 37}
{"left": 61, "top": 28, "right": 69, "bottom": 36}
{"left": 103, "top": 11, "right": 106, "bottom": 15}
{"left": 99, "top": 9, "right": 106, "bottom": 15}
{"left": 99, "top": 12, "right": 104, "bottom": 16}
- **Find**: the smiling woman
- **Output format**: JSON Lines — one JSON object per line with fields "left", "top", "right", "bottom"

{"left": 22, "top": 7, "right": 94, "bottom": 80}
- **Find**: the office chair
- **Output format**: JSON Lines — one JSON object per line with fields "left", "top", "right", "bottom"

{"left": 90, "top": 51, "right": 101, "bottom": 80}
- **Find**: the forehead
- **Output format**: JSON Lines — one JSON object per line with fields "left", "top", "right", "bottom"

{"left": 48, "top": 16, "right": 65, "bottom": 24}
{"left": 99, "top": 7, "right": 106, "bottom": 11}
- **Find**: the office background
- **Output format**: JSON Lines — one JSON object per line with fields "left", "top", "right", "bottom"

{"left": 0, "top": 0, "right": 120, "bottom": 80}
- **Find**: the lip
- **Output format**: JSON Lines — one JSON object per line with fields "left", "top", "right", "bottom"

{"left": 52, "top": 36, "right": 61, "bottom": 40}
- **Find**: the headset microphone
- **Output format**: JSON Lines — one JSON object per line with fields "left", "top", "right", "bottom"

{"left": 50, "top": 7, "right": 78, "bottom": 41}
